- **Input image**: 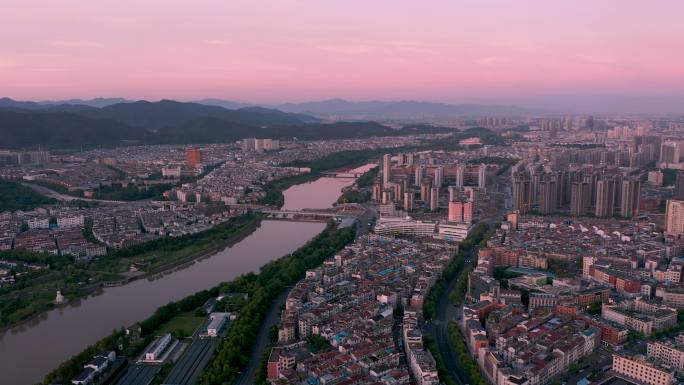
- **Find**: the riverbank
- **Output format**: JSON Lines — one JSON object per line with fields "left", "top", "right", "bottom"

{"left": 0, "top": 212, "right": 262, "bottom": 331}
{"left": 2, "top": 173, "right": 353, "bottom": 385}
{"left": 262, "top": 147, "right": 390, "bottom": 208}
{"left": 41, "top": 222, "right": 355, "bottom": 385}
{"left": 35, "top": 168, "right": 364, "bottom": 385}
{"left": 198, "top": 223, "right": 355, "bottom": 384}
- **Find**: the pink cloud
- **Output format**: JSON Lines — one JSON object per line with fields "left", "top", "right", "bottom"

{"left": 0, "top": 0, "right": 682, "bottom": 102}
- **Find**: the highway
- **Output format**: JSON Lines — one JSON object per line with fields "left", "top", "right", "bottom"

{"left": 22, "top": 182, "right": 136, "bottom": 205}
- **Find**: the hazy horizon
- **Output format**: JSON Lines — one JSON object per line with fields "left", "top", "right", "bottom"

{"left": 5, "top": 94, "right": 684, "bottom": 115}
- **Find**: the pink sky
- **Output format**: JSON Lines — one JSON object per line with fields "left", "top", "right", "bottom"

{"left": 1, "top": 0, "right": 683, "bottom": 103}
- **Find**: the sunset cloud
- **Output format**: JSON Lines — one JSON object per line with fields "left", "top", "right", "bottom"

{"left": 204, "top": 40, "right": 227, "bottom": 46}
{"left": 0, "top": 0, "right": 680, "bottom": 102}
{"left": 52, "top": 41, "right": 103, "bottom": 48}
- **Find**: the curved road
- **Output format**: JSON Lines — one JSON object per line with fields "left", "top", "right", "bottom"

{"left": 23, "top": 182, "right": 152, "bottom": 205}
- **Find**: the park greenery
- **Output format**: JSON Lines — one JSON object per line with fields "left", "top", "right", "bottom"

{"left": 547, "top": 258, "right": 582, "bottom": 279}
{"left": 356, "top": 165, "right": 379, "bottom": 188}
{"left": 308, "top": 334, "right": 332, "bottom": 353}
{"left": 0, "top": 179, "right": 57, "bottom": 211}
{"left": 336, "top": 165, "right": 379, "bottom": 204}
{"left": 337, "top": 189, "right": 371, "bottom": 204}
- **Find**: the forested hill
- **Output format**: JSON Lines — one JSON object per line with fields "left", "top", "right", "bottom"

{"left": 0, "top": 110, "right": 152, "bottom": 148}
{"left": 0, "top": 104, "right": 455, "bottom": 148}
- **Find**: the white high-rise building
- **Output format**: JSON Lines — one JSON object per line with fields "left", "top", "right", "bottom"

{"left": 434, "top": 166, "right": 444, "bottom": 188}
{"left": 414, "top": 166, "right": 425, "bottom": 186}
{"left": 448, "top": 186, "right": 458, "bottom": 202}
{"left": 661, "top": 141, "right": 681, "bottom": 165}
{"left": 382, "top": 154, "right": 391, "bottom": 188}
{"left": 478, "top": 164, "right": 487, "bottom": 189}
{"left": 665, "top": 200, "right": 684, "bottom": 236}
{"left": 430, "top": 187, "right": 439, "bottom": 211}
{"left": 455, "top": 165, "right": 465, "bottom": 188}
{"left": 404, "top": 192, "right": 414, "bottom": 211}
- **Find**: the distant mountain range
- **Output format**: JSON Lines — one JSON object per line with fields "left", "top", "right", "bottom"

{"left": 3, "top": 96, "right": 538, "bottom": 120}
{"left": 197, "top": 98, "right": 537, "bottom": 120}
{"left": 0, "top": 97, "right": 455, "bottom": 149}
{"left": 274, "top": 99, "right": 536, "bottom": 120}
{"left": 0, "top": 98, "right": 318, "bottom": 129}
{"left": 39, "top": 98, "right": 131, "bottom": 108}
{"left": 0, "top": 97, "right": 130, "bottom": 109}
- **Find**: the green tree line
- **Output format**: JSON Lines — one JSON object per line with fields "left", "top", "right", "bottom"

{"left": 198, "top": 223, "right": 355, "bottom": 384}
{"left": 41, "top": 222, "right": 355, "bottom": 385}
{"left": 0, "top": 179, "right": 57, "bottom": 211}
{"left": 423, "top": 223, "right": 490, "bottom": 319}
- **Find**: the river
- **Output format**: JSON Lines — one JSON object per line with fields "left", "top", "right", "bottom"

{"left": 0, "top": 174, "right": 361, "bottom": 385}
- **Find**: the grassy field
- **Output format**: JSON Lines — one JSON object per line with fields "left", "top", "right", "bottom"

{"left": 158, "top": 313, "right": 205, "bottom": 337}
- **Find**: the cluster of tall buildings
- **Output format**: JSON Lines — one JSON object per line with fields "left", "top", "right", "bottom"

{"left": 241, "top": 138, "right": 280, "bottom": 152}
{"left": 512, "top": 166, "right": 641, "bottom": 218}
{"left": 607, "top": 125, "right": 650, "bottom": 139}
{"left": 374, "top": 153, "right": 486, "bottom": 216}
{"left": 0, "top": 150, "right": 50, "bottom": 166}
{"left": 656, "top": 171, "right": 684, "bottom": 237}
{"left": 538, "top": 136, "right": 662, "bottom": 170}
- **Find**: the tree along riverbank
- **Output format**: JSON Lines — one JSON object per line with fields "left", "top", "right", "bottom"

{"left": 0, "top": 212, "right": 262, "bottom": 330}
{"left": 41, "top": 221, "right": 355, "bottom": 385}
